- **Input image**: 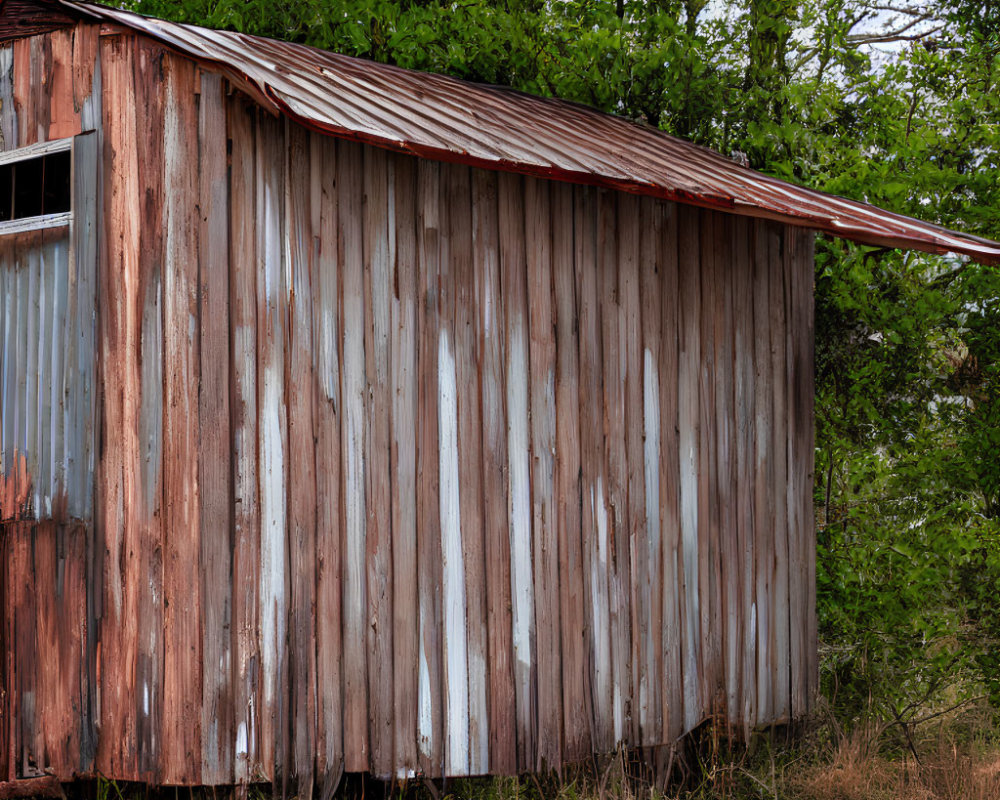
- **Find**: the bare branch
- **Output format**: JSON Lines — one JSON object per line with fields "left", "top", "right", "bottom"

{"left": 790, "top": 45, "right": 819, "bottom": 73}
{"left": 848, "top": 23, "right": 943, "bottom": 46}
{"left": 869, "top": 3, "right": 935, "bottom": 17}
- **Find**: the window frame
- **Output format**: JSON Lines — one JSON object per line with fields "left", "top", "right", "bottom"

{"left": 0, "top": 136, "right": 74, "bottom": 237}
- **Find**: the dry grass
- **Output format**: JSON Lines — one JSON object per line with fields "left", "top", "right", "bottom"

{"left": 785, "top": 709, "right": 1000, "bottom": 800}
{"left": 482, "top": 703, "right": 1000, "bottom": 800}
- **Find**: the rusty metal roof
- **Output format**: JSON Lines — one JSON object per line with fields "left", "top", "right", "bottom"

{"left": 15, "top": 0, "right": 1000, "bottom": 264}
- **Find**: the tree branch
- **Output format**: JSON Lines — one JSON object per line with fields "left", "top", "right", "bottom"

{"left": 848, "top": 21, "right": 941, "bottom": 45}
{"left": 870, "top": 3, "right": 935, "bottom": 17}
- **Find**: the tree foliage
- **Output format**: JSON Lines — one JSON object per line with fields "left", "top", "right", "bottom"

{"left": 118, "top": 0, "right": 1000, "bottom": 726}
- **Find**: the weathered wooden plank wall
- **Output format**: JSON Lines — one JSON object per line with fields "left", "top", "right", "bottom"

{"left": 0, "top": 27, "right": 817, "bottom": 789}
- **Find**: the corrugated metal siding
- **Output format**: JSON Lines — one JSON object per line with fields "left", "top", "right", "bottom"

{"left": 14, "top": 0, "right": 994, "bottom": 265}
{"left": 0, "top": 226, "right": 93, "bottom": 522}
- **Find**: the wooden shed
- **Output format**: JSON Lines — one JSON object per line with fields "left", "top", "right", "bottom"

{"left": 1, "top": 0, "right": 998, "bottom": 792}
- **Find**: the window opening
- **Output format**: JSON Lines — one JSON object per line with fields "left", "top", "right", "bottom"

{"left": 0, "top": 150, "right": 71, "bottom": 221}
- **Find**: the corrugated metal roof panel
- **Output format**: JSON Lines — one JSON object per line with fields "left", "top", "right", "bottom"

{"left": 27, "top": 0, "right": 1000, "bottom": 263}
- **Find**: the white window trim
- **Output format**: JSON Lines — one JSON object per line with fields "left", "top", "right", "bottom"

{"left": 0, "top": 136, "right": 75, "bottom": 237}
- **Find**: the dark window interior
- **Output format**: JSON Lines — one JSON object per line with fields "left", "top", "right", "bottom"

{"left": 0, "top": 150, "right": 71, "bottom": 222}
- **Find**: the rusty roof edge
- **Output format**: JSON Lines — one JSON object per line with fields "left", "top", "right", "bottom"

{"left": 43, "top": 1, "right": 1000, "bottom": 266}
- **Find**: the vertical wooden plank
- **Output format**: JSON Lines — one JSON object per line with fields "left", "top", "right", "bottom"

{"left": 450, "top": 163, "right": 489, "bottom": 775}
{"left": 598, "top": 189, "right": 630, "bottom": 745}
{"left": 803, "top": 232, "right": 818, "bottom": 712}
{"left": 35, "top": 243, "right": 52, "bottom": 519}
{"left": 13, "top": 246, "right": 25, "bottom": 515}
{"left": 286, "top": 122, "right": 317, "bottom": 795}
{"left": 49, "top": 221, "right": 69, "bottom": 520}
{"left": 254, "top": 110, "right": 289, "bottom": 784}
{"left": 553, "top": 181, "right": 589, "bottom": 762}
{"left": 161, "top": 54, "right": 202, "bottom": 785}
{"left": 339, "top": 139, "right": 369, "bottom": 774}
{"left": 312, "top": 133, "right": 344, "bottom": 796}
{"left": 3, "top": 526, "right": 15, "bottom": 778}
{"left": 390, "top": 153, "right": 419, "bottom": 777}
{"left": 69, "top": 33, "right": 99, "bottom": 525}
{"left": 30, "top": 37, "right": 50, "bottom": 144}
{"left": 96, "top": 33, "right": 141, "bottom": 780}
{"left": 751, "top": 219, "right": 773, "bottom": 726}
{"left": 438, "top": 163, "right": 470, "bottom": 777}
{"left": 524, "top": 177, "right": 561, "bottom": 771}
{"left": 228, "top": 96, "right": 261, "bottom": 785}
{"left": 732, "top": 215, "right": 757, "bottom": 733}
{"left": 362, "top": 144, "right": 394, "bottom": 778}
{"left": 713, "top": 214, "right": 738, "bottom": 727}
{"left": 71, "top": 124, "right": 100, "bottom": 773}
{"left": 676, "top": 203, "right": 702, "bottom": 733}
{"left": 657, "top": 200, "right": 684, "bottom": 742}
{"left": 473, "top": 168, "right": 516, "bottom": 775}
{"left": 0, "top": 522, "right": 6, "bottom": 781}
{"left": 24, "top": 249, "right": 38, "bottom": 516}
{"left": 575, "top": 186, "right": 611, "bottom": 752}
{"left": 0, "top": 45, "right": 17, "bottom": 151}
{"left": 698, "top": 211, "right": 722, "bottom": 720}
{"left": 45, "top": 29, "right": 80, "bottom": 140}
{"left": 785, "top": 225, "right": 802, "bottom": 722}
{"left": 1, "top": 256, "right": 7, "bottom": 775}
{"left": 12, "top": 37, "right": 39, "bottom": 147}
{"left": 72, "top": 22, "right": 101, "bottom": 134}
{"left": 27, "top": 524, "right": 88, "bottom": 778}
{"left": 415, "top": 158, "right": 443, "bottom": 777}
{"left": 10, "top": 528, "right": 35, "bottom": 775}
{"left": 497, "top": 171, "right": 535, "bottom": 772}
{"left": 788, "top": 227, "right": 815, "bottom": 718}
{"left": 638, "top": 196, "right": 663, "bottom": 748}
{"left": 769, "top": 222, "right": 790, "bottom": 723}
{"left": 131, "top": 39, "right": 165, "bottom": 781}
{"left": 1, "top": 247, "right": 12, "bottom": 484}
{"left": 619, "top": 192, "right": 644, "bottom": 748}
{"left": 198, "top": 71, "right": 234, "bottom": 787}
{"left": 0, "top": 521, "right": 9, "bottom": 781}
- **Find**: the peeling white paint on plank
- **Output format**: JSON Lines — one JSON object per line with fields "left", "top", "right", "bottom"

{"left": 438, "top": 328, "right": 470, "bottom": 776}
{"left": 642, "top": 346, "right": 660, "bottom": 740}
{"left": 506, "top": 314, "right": 534, "bottom": 733}
{"left": 257, "top": 153, "right": 288, "bottom": 734}
{"left": 678, "top": 206, "right": 703, "bottom": 734}
{"left": 590, "top": 477, "right": 612, "bottom": 743}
